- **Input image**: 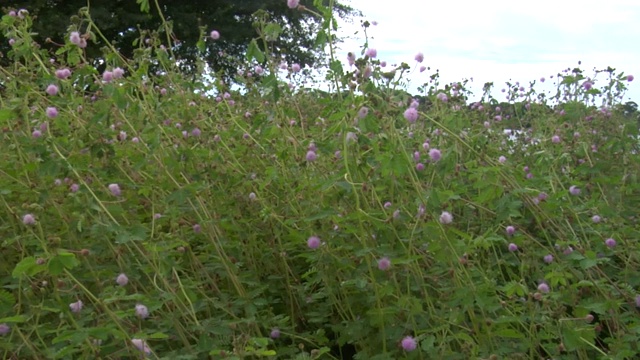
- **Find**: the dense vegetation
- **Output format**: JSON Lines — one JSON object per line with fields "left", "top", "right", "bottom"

{"left": 0, "top": 2, "right": 639, "bottom": 359}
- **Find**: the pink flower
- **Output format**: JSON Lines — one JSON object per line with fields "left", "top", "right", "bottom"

{"left": 498, "top": 156, "right": 506, "bottom": 163}
{"left": 419, "top": 66, "right": 426, "bottom": 72}
{"left": 23, "top": 213, "right": 36, "bottom": 225}
{"left": 627, "top": 75, "right": 634, "bottom": 82}
{"left": 210, "top": 30, "right": 220, "bottom": 40}
{"left": 415, "top": 52, "right": 424, "bottom": 63}
{"left": 307, "top": 236, "right": 321, "bottom": 249}
{"left": 56, "top": 68, "right": 72, "bottom": 79}
{"left": 377, "top": 257, "right": 391, "bottom": 271}
{"left": 103, "top": 71, "right": 113, "bottom": 83}
{"left": 605, "top": 238, "right": 616, "bottom": 248}
{"left": 416, "top": 163, "right": 425, "bottom": 171}
{"left": 404, "top": 107, "right": 418, "bottom": 123}
{"left": 543, "top": 254, "right": 554, "bottom": 263}
{"left": 46, "top": 84, "right": 59, "bottom": 96}
{"left": 0, "top": 323, "right": 9, "bottom": 335}
{"left": 116, "top": 273, "right": 128, "bottom": 286}
{"left": 505, "top": 226, "right": 516, "bottom": 236}
{"left": 287, "top": 0, "right": 300, "bottom": 8}
{"left": 358, "top": 107, "right": 369, "bottom": 119}
{"left": 436, "top": 93, "right": 448, "bottom": 102}
{"left": 69, "top": 31, "right": 81, "bottom": 45}
{"left": 401, "top": 336, "right": 417, "bottom": 351}
{"left": 508, "top": 243, "right": 518, "bottom": 252}
{"left": 112, "top": 67, "right": 124, "bottom": 79}
{"left": 135, "top": 304, "right": 149, "bottom": 319}
{"left": 537, "top": 283, "right": 550, "bottom": 293}
{"left": 583, "top": 81, "right": 592, "bottom": 90}
{"left": 270, "top": 328, "right": 281, "bottom": 338}
{"left": 108, "top": 183, "right": 121, "bottom": 196}
{"left": 131, "top": 339, "right": 151, "bottom": 354}
{"left": 428, "top": 148, "right": 441, "bottom": 162}
{"left": 69, "top": 300, "right": 83, "bottom": 313}
{"left": 46, "top": 107, "right": 58, "bottom": 118}
{"left": 551, "top": 135, "right": 561, "bottom": 143}
{"left": 365, "top": 48, "right": 377, "bottom": 58}
{"left": 569, "top": 185, "right": 581, "bottom": 196}
{"left": 439, "top": 211, "right": 453, "bottom": 224}
{"left": 306, "top": 150, "right": 317, "bottom": 162}
{"left": 291, "top": 63, "right": 301, "bottom": 72}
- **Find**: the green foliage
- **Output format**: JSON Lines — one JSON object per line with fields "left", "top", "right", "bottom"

{"left": 0, "top": 4, "right": 639, "bottom": 360}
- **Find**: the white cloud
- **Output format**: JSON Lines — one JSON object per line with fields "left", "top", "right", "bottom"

{"left": 333, "top": 0, "right": 640, "bottom": 103}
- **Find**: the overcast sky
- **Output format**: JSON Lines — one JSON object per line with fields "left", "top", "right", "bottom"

{"left": 333, "top": 0, "right": 639, "bottom": 104}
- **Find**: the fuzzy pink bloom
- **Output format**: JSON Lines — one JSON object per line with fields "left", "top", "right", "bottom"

{"left": 108, "top": 183, "right": 121, "bottom": 196}
{"left": 23, "top": 213, "right": 36, "bottom": 225}
{"left": 306, "top": 150, "right": 317, "bottom": 162}
{"left": 112, "top": 67, "right": 124, "bottom": 79}
{"left": 135, "top": 304, "right": 149, "bottom": 319}
{"left": 291, "top": 63, "right": 301, "bottom": 72}
{"left": 307, "top": 236, "right": 321, "bottom": 249}
{"left": 505, "top": 226, "right": 516, "bottom": 236}
{"left": 131, "top": 339, "right": 151, "bottom": 354}
{"left": 210, "top": 30, "right": 220, "bottom": 40}
{"left": 415, "top": 52, "right": 424, "bottom": 63}
{"left": 416, "top": 163, "right": 425, "bottom": 171}
{"left": 543, "top": 254, "right": 554, "bottom": 263}
{"left": 69, "top": 31, "right": 81, "bottom": 45}
{"left": 605, "top": 238, "right": 616, "bottom": 248}
{"left": 498, "top": 156, "right": 506, "bottom": 163}
{"left": 538, "top": 283, "right": 550, "bottom": 293}
{"left": 508, "top": 243, "right": 518, "bottom": 252}
{"left": 0, "top": 323, "right": 9, "bottom": 335}
{"left": 46, "top": 84, "right": 59, "bottom": 96}
{"left": 592, "top": 215, "right": 601, "bottom": 223}
{"left": 419, "top": 66, "right": 426, "bottom": 72}
{"left": 551, "top": 135, "right": 561, "bottom": 143}
{"left": 627, "top": 75, "right": 634, "bottom": 82}
{"left": 69, "top": 300, "right": 83, "bottom": 313}
{"left": 436, "top": 92, "right": 448, "bottom": 102}
{"left": 103, "top": 71, "right": 113, "bottom": 83}
{"left": 569, "top": 185, "right": 581, "bottom": 196}
{"left": 365, "top": 48, "right": 377, "bottom": 58}
{"left": 287, "top": 0, "right": 299, "bottom": 8}
{"left": 46, "top": 107, "right": 58, "bottom": 118}
{"left": 270, "top": 328, "right": 280, "bottom": 338}
{"left": 429, "top": 148, "right": 441, "bottom": 162}
{"left": 439, "top": 211, "right": 453, "bottom": 224}
{"left": 358, "top": 107, "right": 369, "bottom": 119}
{"left": 56, "top": 68, "right": 72, "bottom": 79}
{"left": 377, "top": 257, "right": 391, "bottom": 271}
{"left": 401, "top": 336, "right": 417, "bottom": 351}
{"left": 116, "top": 273, "right": 128, "bottom": 286}
{"left": 404, "top": 107, "right": 418, "bottom": 123}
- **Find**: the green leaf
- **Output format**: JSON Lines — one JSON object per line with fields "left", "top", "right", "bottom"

{"left": 246, "top": 39, "right": 265, "bottom": 63}
{"left": 0, "top": 315, "right": 27, "bottom": 323}
{"left": 136, "top": 0, "right": 150, "bottom": 13}
{"left": 12, "top": 257, "right": 45, "bottom": 278}
{"left": 48, "top": 252, "right": 80, "bottom": 276}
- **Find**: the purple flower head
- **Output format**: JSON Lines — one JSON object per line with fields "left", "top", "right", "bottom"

{"left": 210, "top": 30, "right": 220, "bottom": 40}
{"left": 112, "top": 67, "right": 124, "bottom": 79}
{"left": 592, "top": 215, "right": 601, "bottom": 223}
{"left": 498, "top": 156, "right": 507, "bottom": 163}
{"left": 191, "top": 128, "right": 201, "bottom": 137}
{"left": 635, "top": 295, "right": 640, "bottom": 307}
{"left": 131, "top": 339, "right": 151, "bottom": 354}
{"left": 537, "top": 283, "right": 550, "bottom": 293}
{"left": 358, "top": 107, "right": 369, "bottom": 119}
{"left": 605, "top": 238, "right": 616, "bottom": 248}
{"left": 505, "top": 226, "right": 516, "bottom": 236}
{"left": 108, "top": 183, "right": 121, "bottom": 197}
{"left": 0, "top": 323, "right": 9, "bottom": 335}
{"left": 544, "top": 254, "right": 554, "bottom": 264}
{"left": 416, "top": 163, "right": 425, "bottom": 171}
{"left": 287, "top": 0, "right": 299, "bottom": 9}
{"left": 347, "top": 52, "right": 355, "bottom": 66}
{"left": 116, "top": 273, "right": 128, "bottom": 286}
{"left": 307, "top": 236, "right": 321, "bottom": 249}
{"left": 429, "top": 148, "right": 441, "bottom": 162}
{"left": 377, "top": 257, "right": 391, "bottom": 271}
{"left": 538, "top": 192, "right": 548, "bottom": 201}
{"left": 583, "top": 81, "right": 592, "bottom": 90}
{"left": 508, "top": 243, "right": 518, "bottom": 252}
{"left": 46, "top": 107, "right": 58, "bottom": 118}
{"left": 415, "top": 52, "right": 424, "bottom": 63}
{"left": 32, "top": 129, "right": 42, "bottom": 138}
{"left": 365, "top": 48, "right": 377, "bottom": 58}
{"left": 436, "top": 92, "right": 448, "bottom": 102}
{"left": 270, "top": 328, "right": 281, "bottom": 339}
{"left": 46, "top": 84, "right": 59, "bottom": 96}
{"left": 384, "top": 201, "right": 392, "bottom": 209}
{"left": 102, "top": 71, "right": 113, "bottom": 83}
{"left": 569, "top": 185, "right": 581, "bottom": 196}
{"left": 70, "top": 183, "right": 80, "bottom": 193}
{"left": 404, "top": 107, "right": 418, "bottom": 123}
{"left": 193, "top": 224, "right": 201, "bottom": 233}
{"left": 627, "top": 75, "right": 634, "bottom": 82}
{"left": 291, "top": 63, "right": 301, "bottom": 72}
{"left": 69, "top": 31, "right": 81, "bottom": 45}
{"left": 420, "top": 65, "right": 426, "bottom": 72}
{"left": 401, "top": 336, "right": 417, "bottom": 352}
{"left": 135, "top": 304, "right": 149, "bottom": 319}
{"left": 439, "top": 211, "right": 453, "bottom": 224}
{"left": 551, "top": 135, "right": 561, "bottom": 143}
{"left": 69, "top": 300, "right": 83, "bottom": 313}
{"left": 306, "top": 150, "right": 317, "bottom": 162}
{"left": 23, "top": 213, "right": 36, "bottom": 225}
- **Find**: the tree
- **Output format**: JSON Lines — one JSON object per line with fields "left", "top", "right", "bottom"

{"left": 0, "top": 0, "right": 359, "bottom": 82}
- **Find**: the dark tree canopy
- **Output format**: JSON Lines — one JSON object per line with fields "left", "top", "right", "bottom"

{"left": 0, "top": 0, "right": 359, "bottom": 81}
